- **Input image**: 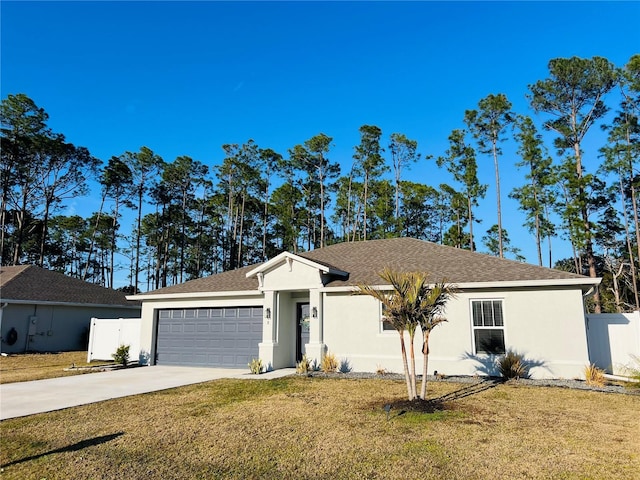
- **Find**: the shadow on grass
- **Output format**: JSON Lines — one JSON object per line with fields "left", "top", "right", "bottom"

{"left": 1, "top": 432, "right": 124, "bottom": 468}
{"left": 372, "top": 379, "right": 500, "bottom": 417}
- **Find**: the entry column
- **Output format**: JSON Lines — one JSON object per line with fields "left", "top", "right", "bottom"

{"left": 258, "top": 290, "right": 277, "bottom": 370}
{"left": 305, "top": 288, "right": 326, "bottom": 365}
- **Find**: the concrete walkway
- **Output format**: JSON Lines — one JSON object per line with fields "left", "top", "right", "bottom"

{"left": 0, "top": 366, "right": 296, "bottom": 420}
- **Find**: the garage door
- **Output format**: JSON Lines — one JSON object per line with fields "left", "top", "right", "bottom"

{"left": 156, "top": 307, "right": 263, "bottom": 368}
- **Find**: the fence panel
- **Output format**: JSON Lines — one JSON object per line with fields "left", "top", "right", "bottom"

{"left": 87, "top": 317, "right": 142, "bottom": 362}
{"left": 586, "top": 311, "right": 640, "bottom": 375}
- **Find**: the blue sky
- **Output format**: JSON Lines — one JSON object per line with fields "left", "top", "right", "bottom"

{"left": 2, "top": 1, "right": 639, "bottom": 285}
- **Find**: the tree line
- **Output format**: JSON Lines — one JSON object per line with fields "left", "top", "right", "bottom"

{"left": 1, "top": 55, "right": 638, "bottom": 313}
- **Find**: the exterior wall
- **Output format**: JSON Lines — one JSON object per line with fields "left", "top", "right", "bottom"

{"left": 262, "top": 260, "right": 324, "bottom": 291}
{"left": 0, "top": 303, "right": 140, "bottom": 354}
{"left": 138, "top": 294, "right": 263, "bottom": 365}
{"left": 322, "top": 287, "right": 590, "bottom": 380}
{"left": 586, "top": 312, "right": 640, "bottom": 375}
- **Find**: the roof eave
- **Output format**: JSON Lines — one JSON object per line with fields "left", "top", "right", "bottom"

{"left": 0, "top": 298, "right": 140, "bottom": 308}
{"left": 245, "top": 252, "right": 348, "bottom": 278}
{"left": 319, "top": 277, "right": 602, "bottom": 292}
{"left": 127, "top": 290, "right": 263, "bottom": 301}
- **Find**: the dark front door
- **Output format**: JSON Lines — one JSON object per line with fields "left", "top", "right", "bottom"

{"left": 296, "top": 303, "right": 310, "bottom": 362}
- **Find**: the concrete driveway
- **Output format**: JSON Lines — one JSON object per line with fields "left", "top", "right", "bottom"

{"left": 0, "top": 366, "right": 295, "bottom": 420}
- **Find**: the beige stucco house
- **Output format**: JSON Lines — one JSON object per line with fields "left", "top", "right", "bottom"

{"left": 130, "top": 238, "right": 600, "bottom": 379}
{"left": 0, "top": 265, "right": 141, "bottom": 353}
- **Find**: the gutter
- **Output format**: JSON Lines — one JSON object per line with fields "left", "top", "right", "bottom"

{"left": 0, "top": 299, "right": 140, "bottom": 309}
{"left": 127, "top": 290, "right": 263, "bottom": 301}
{"left": 321, "top": 277, "right": 603, "bottom": 293}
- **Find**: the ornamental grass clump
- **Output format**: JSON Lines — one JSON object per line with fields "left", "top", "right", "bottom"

{"left": 584, "top": 363, "right": 605, "bottom": 387}
{"left": 248, "top": 358, "right": 264, "bottom": 374}
{"left": 321, "top": 352, "right": 338, "bottom": 373}
{"left": 497, "top": 350, "right": 528, "bottom": 380}
{"left": 296, "top": 354, "right": 311, "bottom": 374}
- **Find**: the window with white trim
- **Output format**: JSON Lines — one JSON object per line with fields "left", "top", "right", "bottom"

{"left": 471, "top": 299, "right": 505, "bottom": 355}
{"left": 380, "top": 303, "right": 395, "bottom": 332}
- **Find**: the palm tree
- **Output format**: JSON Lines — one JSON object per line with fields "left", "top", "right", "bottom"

{"left": 356, "top": 268, "right": 456, "bottom": 401}
{"left": 356, "top": 269, "right": 416, "bottom": 399}
{"left": 416, "top": 281, "right": 456, "bottom": 399}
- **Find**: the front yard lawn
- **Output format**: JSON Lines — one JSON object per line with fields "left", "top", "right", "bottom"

{"left": 0, "top": 351, "right": 111, "bottom": 384}
{"left": 1, "top": 376, "right": 638, "bottom": 479}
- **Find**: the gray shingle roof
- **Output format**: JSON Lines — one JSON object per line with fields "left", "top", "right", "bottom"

{"left": 298, "top": 238, "right": 588, "bottom": 286}
{"left": 138, "top": 264, "right": 259, "bottom": 295}
{"left": 0, "top": 265, "right": 138, "bottom": 306}
{"left": 135, "top": 238, "right": 591, "bottom": 297}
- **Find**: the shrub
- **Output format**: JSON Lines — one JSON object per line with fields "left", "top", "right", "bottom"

{"left": 497, "top": 350, "right": 528, "bottom": 379}
{"left": 112, "top": 344, "right": 130, "bottom": 367}
{"left": 248, "top": 358, "right": 263, "bottom": 374}
{"left": 296, "top": 354, "right": 311, "bottom": 374}
{"left": 584, "top": 363, "right": 605, "bottom": 387}
{"left": 321, "top": 352, "right": 338, "bottom": 373}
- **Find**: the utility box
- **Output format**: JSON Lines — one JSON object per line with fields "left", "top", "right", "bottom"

{"left": 28, "top": 316, "right": 38, "bottom": 335}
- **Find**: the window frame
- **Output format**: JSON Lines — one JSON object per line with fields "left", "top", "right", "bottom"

{"left": 379, "top": 302, "right": 396, "bottom": 333}
{"left": 470, "top": 298, "right": 506, "bottom": 355}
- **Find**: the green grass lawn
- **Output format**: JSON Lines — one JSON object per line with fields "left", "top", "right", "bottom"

{"left": 1, "top": 376, "right": 638, "bottom": 479}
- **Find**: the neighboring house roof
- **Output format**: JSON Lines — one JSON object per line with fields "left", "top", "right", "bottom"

{"left": 0, "top": 265, "right": 138, "bottom": 306}
{"left": 133, "top": 238, "right": 596, "bottom": 298}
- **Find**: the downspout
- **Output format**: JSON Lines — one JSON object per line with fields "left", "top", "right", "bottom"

{"left": 0, "top": 302, "right": 7, "bottom": 346}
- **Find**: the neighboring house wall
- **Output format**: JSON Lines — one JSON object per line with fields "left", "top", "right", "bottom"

{"left": 0, "top": 303, "right": 140, "bottom": 354}
{"left": 586, "top": 312, "right": 640, "bottom": 375}
{"left": 87, "top": 317, "right": 142, "bottom": 362}
{"left": 323, "top": 287, "right": 590, "bottom": 380}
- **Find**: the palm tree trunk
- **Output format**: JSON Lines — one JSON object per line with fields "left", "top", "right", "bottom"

{"left": 420, "top": 333, "right": 430, "bottom": 399}
{"left": 399, "top": 334, "right": 413, "bottom": 401}
{"left": 409, "top": 331, "right": 417, "bottom": 400}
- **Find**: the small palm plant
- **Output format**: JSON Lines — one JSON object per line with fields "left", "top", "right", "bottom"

{"left": 498, "top": 350, "right": 528, "bottom": 380}
{"left": 356, "top": 268, "right": 456, "bottom": 401}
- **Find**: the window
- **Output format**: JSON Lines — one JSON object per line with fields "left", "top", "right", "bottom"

{"left": 380, "top": 303, "right": 395, "bottom": 332}
{"left": 471, "top": 300, "right": 505, "bottom": 355}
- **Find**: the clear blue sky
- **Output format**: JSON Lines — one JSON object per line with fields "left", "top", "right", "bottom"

{"left": 2, "top": 1, "right": 639, "bottom": 286}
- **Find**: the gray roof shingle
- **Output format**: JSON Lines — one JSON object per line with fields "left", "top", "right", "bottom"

{"left": 136, "top": 238, "right": 591, "bottom": 297}
{"left": 299, "top": 238, "right": 588, "bottom": 286}
{"left": 0, "top": 265, "right": 138, "bottom": 306}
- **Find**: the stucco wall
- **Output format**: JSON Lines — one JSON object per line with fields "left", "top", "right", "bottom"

{"left": 262, "top": 260, "right": 323, "bottom": 291}
{"left": 0, "top": 303, "right": 140, "bottom": 353}
{"left": 322, "top": 287, "right": 589, "bottom": 380}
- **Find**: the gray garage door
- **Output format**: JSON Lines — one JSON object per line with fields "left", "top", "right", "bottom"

{"left": 156, "top": 307, "right": 263, "bottom": 368}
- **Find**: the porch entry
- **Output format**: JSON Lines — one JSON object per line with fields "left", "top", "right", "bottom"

{"left": 296, "top": 302, "right": 310, "bottom": 362}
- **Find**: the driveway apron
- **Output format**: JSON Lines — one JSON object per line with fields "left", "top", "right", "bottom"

{"left": 0, "top": 366, "right": 295, "bottom": 420}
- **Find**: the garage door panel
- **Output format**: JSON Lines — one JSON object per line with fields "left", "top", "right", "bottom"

{"left": 156, "top": 306, "right": 262, "bottom": 368}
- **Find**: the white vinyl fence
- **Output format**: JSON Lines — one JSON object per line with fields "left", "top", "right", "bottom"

{"left": 586, "top": 311, "right": 640, "bottom": 376}
{"left": 87, "top": 317, "right": 142, "bottom": 363}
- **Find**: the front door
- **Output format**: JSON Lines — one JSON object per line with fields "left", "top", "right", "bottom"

{"left": 296, "top": 303, "right": 310, "bottom": 362}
